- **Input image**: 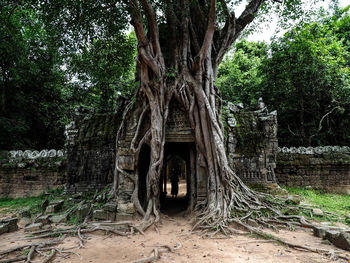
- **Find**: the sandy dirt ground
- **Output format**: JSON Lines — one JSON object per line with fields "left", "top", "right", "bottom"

{"left": 1, "top": 183, "right": 349, "bottom": 263}
{"left": 1, "top": 216, "right": 349, "bottom": 263}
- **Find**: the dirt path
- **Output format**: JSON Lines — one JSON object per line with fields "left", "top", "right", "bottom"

{"left": 1, "top": 215, "right": 348, "bottom": 263}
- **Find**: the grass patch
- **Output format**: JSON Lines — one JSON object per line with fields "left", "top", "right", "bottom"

{"left": 283, "top": 186, "right": 350, "bottom": 223}
{"left": 0, "top": 188, "right": 65, "bottom": 215}
{"left": 0, "top": 196, "right": 44, "bottom": 212}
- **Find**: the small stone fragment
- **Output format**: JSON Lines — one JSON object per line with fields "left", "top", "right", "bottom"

{"left": 312, "top": 208, "right": 324, "bottom": 217}
{"left": 286, "top": 195, "right": 301, "bottom": 205}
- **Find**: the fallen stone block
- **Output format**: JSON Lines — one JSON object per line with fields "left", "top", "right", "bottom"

{"left": 312, "top": 208, "right": 324, "bottom": 217}
{"left": 46, "top": 200, "right": 64, "bottom": 213}
{"left": 115, "top": 213, "right": 134, "bottom": 221}
{"left": 118, "top": 202, "right": 135, "bottom": 214}
{"left": 0, "top": 223, "right": 9, "bottom": 235}
{"left": 24, "top": 223, "right": 43, "bottom": 232}
{"left": 0, "top": 218, "right": 18, "bottom": 235}
{"left": 35, "top": 215, "right": 51, "bottom": 225}
{"left": 19, "top": 208, "right": 31, "bottom": 218}
{"left": 326, "top": 230, "right": 350, "bottom": 251}
{"left": 314, "top": 225, "right": 348, "bottom": 238}
{"left": 19, "top": 217, "right": 32, "bottom": 227}
{"left": 103, "top": 202, "right": 118, "bottom": 213}
{"left": 93, "top": 210, "right": 116, "bottom": 221}
{"left": 269, "top": 186, "right": 288, "bottom": 197}
{"left": 50, "top": 214, "right": 69, "bottom": 224}
{"left": 76, "top": 203, "right": 91, "bottom": 221}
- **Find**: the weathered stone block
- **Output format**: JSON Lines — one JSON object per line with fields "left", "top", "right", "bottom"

{"left": 0, "top": 224, "right": 9, "bottom": 235}
{"left": 50, "top": 214, "right": 68, "bottom": 224}
{"left": 103, "top": 202, "right": 118, "bottom": 213}
{"left": 46, "top": 200, "right": 64, "bottom": 213}
{"left": 117, "top": 202, "right": 135, "bottom": 214}
{"left": 115, "top": 213, "right": 134, "bottom": 221}
{"left": 93, "top": 210, "right": 116, "bottom": 221}
{"left": 118, "top": 156, "right": 134, "bottom": 170}
{"left": 0, "top": 218, "right": 18, "bottom": 234}
{"left": 19, "top": 217, "right": 32, "bottom": 227}
{"left": 76, "top": 204, "right": 90, "bottom": 221}
{"left": 25, "top": 223, "right": 43, "bottom": 232}
{"left": 35, "top": 215, "right": 51, "bottom": 225}
{"left": 326, "top": 231, "right": 350, "bottom": 251}
{"left": 19, "top": 208, "right": 31, "bottom": 218}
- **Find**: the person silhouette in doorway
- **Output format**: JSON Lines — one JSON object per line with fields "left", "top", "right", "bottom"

{"left": 170, "top": 172, "right": 179, "bottom": 198}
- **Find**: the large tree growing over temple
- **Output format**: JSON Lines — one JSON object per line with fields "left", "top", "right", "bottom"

{"left": 113, "top": 0, "right": 322, "bottom": 229}
{"left": 15, "top": 0, "right": 324, "bottom": 230}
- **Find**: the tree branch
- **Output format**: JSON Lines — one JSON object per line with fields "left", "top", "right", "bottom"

{"left": 309, "top": 106, "right": 340, "bottom": 140}
{"left": 128, "top": 0, "right": 148, "bottom": 45}
{"left": 235, "top": 0, "right": 265, "bottom": 35}
{"left": 215, "top": 0, "right": 268, "bottom": 64}
{"left": 193, "top": 0, "right": 217, "bottom": 72}
{"left": 139, "top": 0, "right": 163, "bottom": 63}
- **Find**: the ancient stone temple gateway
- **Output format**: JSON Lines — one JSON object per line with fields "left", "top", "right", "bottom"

{"left": 65, "top": 98, "right": 278, "bottom": 218}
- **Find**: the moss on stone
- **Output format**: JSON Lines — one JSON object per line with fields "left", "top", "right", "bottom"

{"left": 232, "top": 112, "right": 264, "bottom": 156}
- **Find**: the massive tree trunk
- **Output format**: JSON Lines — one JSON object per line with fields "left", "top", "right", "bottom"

{"left": 114, "top": 0, "right": 273, "bottom": 229}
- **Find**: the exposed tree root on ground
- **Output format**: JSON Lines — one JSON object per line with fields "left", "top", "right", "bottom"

{"left": 133, "top": 242, "right": 182, "bottom": 263}
{"left": 227, "top": 218, "right": 350, "bottom": 261}
{"left": 0, "top": 235, "right": 66, "bottom": 263}
{"left": 1, "top": 208, "right": 350, "bottom": 263}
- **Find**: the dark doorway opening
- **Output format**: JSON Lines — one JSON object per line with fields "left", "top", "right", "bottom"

{"left": 160, "top": 142, "right": 195, "bottom": 215}
{"left": 138, "top": 144, "right": 150, "bottom": 210}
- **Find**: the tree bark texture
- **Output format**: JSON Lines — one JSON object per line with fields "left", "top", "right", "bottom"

{"left": 114, "top": 0, "right": 274, "bottom": 229}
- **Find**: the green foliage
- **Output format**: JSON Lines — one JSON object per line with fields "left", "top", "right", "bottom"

{"left": 217, "top": 9, "right": 350, "bottom": 146}
{"left": 69, "top": 33, "right": 137, "bottom": 113}
{"left": 0, "top": 1, "right": 69, "bottom": 149}
{"left": 261, "top": 13, "right": 350, "bottom": 146}
{"left": 217, "top": 40, "right": 268, "bottom": 106}
{"left": 0, "top": 195, "right": 44, "bottom": 215}
{"left": 0, "top": 0, "right": 135, "bottom": 149}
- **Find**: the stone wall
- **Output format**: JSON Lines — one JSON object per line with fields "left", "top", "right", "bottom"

{"left": 0, "top": 150, "right": 66, "bottom": 198}
{"left": 65, "top": 107, "right": 123, "bottom": 193}
{"left": 224, "top": 101, "right": 278, "bottom": 186}
{"left": 276, "top": 146, "right": 350, "bottom": 194}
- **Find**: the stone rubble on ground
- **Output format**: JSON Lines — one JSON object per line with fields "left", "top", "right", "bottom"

{"left": 0, "top": 217, "right": 18, "bottom": 235}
